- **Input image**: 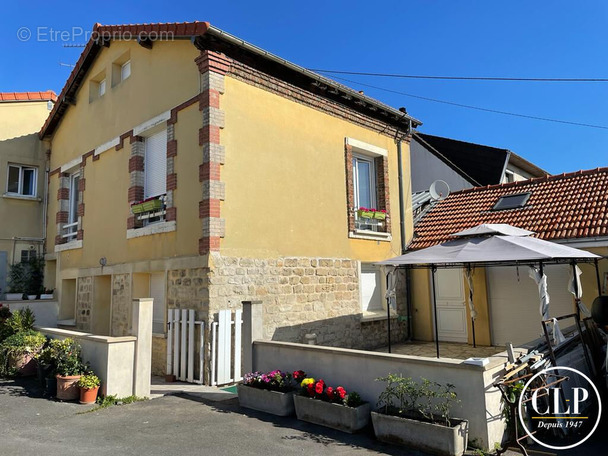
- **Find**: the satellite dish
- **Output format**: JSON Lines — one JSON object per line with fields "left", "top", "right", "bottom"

{"left": 429, "top": 180, "right": 450, "bottom": 201}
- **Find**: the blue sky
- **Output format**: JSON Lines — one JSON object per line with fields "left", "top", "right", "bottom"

{"left": 1, "top": 1, "right": 606, "bottom": 174}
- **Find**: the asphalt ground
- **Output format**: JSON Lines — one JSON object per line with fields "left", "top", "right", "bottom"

{"left": 1, "top": 377, "right": 604, "bottom": 456}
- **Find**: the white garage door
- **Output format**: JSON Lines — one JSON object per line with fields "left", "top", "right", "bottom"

{"left": 487, "top": 265, "right": 575, "bottom": 346}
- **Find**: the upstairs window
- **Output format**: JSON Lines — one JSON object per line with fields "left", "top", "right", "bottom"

{"left": 63, "top": 171, "right": 80, "bottom": 242}
{"left": 99, "top": 79, "right": 106, "bottom": 97}
{"left": 144, "top": 129, "right": 167, "bottom": 199}
{"left": 7, "top": 164, "right": 37, "bottom": 197}
{"left": 112, "top": 52, "right": 131, "bottom": 87}
{"left": 353, "top": 154, "right": 377, "bottom": 231}
{"left": 89, "top": 70, "right": 107, "bottom": 102}
{"left": 121, "top": 61, "right": 131, "bottom": 81}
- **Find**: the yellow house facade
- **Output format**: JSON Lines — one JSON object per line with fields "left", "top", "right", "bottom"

{"left": 0, "top": 91, "right": 55, "bottom": 295}
{"left": 40, "top": 22, "right": 422, "bottom": 378}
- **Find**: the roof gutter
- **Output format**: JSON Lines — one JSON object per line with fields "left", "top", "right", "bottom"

{"left": 204, "top": 26, "right": 422, "bottom": 129}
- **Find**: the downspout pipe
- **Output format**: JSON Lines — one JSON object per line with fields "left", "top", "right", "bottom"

{"left": 397, "top": 128, "right": 414, "bottom": 340}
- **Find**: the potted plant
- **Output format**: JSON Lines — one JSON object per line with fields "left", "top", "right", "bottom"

{"left": 237, "top": 369, "right": 299, "bottom": 416}
{"left": 53, "top": 338, "right": 84, "bottom": 401}
{"left": 0, "top": 330, "right": 46, "bottom": 377}
{"left": 294, "top": 376, "right": 370, "bottom": 433}
{"left": 356, "top": 207, "right": 375, "bottom": 219}
{"left": 78, "top": 372, "right": 101, "bottom": 404}
{"left": 371, "top": 374, "right": 468, "bottom": 456}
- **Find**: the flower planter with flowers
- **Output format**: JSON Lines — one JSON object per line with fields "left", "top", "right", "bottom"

{"left": 52, "top": 338, "right": 85, "bottom": 401}
{"left": 237, "top": 369, "right": 299, "bottom": 416}
{"left": 372, "top": 374, "right": 468, "bottom": 456}
{"left": 356, "top": 207, "right": 387, "bottom": 220}
{"left": 294, "top": 377, "right": 370, "bottom": 433}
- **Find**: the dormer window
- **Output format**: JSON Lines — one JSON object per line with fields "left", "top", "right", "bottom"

{"left": 493, "top": 192, "right": 531, "bottom": 210}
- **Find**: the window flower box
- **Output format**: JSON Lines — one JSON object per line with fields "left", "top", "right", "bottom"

{"left": 357, "top": 207, "right": 387, "bottom": 220}
{"left": 131, "top": 203, "right": 146, "bottom": 214}
{"left": 357, "top": 209, "right": 375, "bottom": 219}
{"left": 142, "top": 198, "right": 163, "bottom": 212}
{"left": 294, "top": 395, "right": 370, "bottom": 433}
{"left": 374, "top": 212, "right": 387, "bottom": 220}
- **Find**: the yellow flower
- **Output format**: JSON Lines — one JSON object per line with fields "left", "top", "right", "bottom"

{"left": 301, "top": 378, "right": 315, "bottom": 387}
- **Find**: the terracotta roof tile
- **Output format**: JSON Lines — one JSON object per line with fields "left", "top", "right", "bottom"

{"left": 0, "top": 91, "right": 57, "bottom": 102}
{"left": 410, "top": 167, "right": 608, "bottom": 249}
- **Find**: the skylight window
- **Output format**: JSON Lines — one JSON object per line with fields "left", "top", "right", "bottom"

{"left": 493, "top": 192, "right": 531, "bottom": 210}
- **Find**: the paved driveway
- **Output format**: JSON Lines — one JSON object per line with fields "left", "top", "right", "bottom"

{"left": 0, "top": 378, "right": 427, "bottom": 456}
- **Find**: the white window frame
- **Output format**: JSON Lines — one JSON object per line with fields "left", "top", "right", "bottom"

{"left": 143, "top": 129, "right": 168, "bottom": 200}
{"left": 352, "top": 153, "right": 377, "bottom": 231}
{"left": 99, "top": 79, "right": 106, "bottom": 97}
{"left": 63, "top": 171, "right": 80, "bottom": 242}
{"left": 121, "top": 60, "right": 131, "bottom": 81}
{"left": 359, "top": 263, "right": 386, "bottom": 314}
{"left": 6, "top": 164, "right": 37, "bottom": 197}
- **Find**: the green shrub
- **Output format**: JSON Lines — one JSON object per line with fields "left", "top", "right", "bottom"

{"left": 0, "top": 330, "right": 46, "bottom": 377}
{"left": 78, "top": 373, "right": 100, "bottom": 389}
{"left": 52, "top": 338, "right": 84, "bottom": 377}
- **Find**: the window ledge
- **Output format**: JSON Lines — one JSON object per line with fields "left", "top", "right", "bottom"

{"left": 2, "top": 193, "right": 41, "bottom": 202}
{"left": 55, "top": 240, "right": 82, "bottom": 253}
{"left": 127, "top": 220, "right": 176, "bottom": 239}
{"left": 360, "top": 310, "right": 398, "bottom": 322}
{"left": 349, "top": 229, "right": 392, "bottom": 242}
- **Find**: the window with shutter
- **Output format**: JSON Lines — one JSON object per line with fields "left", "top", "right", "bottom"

{"left": 144, "top": 129, "right": 167, "bottom": 199}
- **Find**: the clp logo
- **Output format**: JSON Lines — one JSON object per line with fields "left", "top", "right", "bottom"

{"left": 518, "top": 366, "right": 602, "bottom": 450}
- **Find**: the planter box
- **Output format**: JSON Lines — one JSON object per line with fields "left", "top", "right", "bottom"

{"left": 357, "top": 210, "right": 375, "bottom": 219}
{"left": 371, "top": 411, "right": 468, "bottom": 456}
{"left": 40, "top": 294, "right": 54, "bottom": 300}
{"left": 237, "top": 384, "right": 295, "bottom": 416}
{"left": 294, "top": 395, "right": 371, "bottom": 433}
{"left": 131, "top": 203, "right": 145, "bottom": 214}
{"left": 142, "top": 199, "right": 163, "bottom": 212}
{"left": 374, "top": 212, "right": 387, "bottom": 220}
{"left": 5, "top": 293, "right": 23, "bottom": 301}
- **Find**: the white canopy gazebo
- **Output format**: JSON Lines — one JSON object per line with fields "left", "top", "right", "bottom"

{"left": 377, "top": 224, "right": 602, "bottom": 357}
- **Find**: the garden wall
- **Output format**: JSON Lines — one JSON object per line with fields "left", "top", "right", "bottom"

{"left": 253, "top": 340, "right": 509, "bottom": 451}
{"left": 5, "top": 300, "right": 58, "bottom": 327}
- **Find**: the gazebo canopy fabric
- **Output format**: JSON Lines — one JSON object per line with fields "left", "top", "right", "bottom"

{"left": 378, "top": 226, "right": 600, "bottom": 268}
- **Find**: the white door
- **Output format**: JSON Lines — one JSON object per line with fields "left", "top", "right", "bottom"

{"left": 487, "top": 265, "right": 574, "bottom": 346}
{"left": 434, "top": 269, "right": 468, "bottom": 343}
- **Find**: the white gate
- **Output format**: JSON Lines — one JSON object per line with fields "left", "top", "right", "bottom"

{"left": 210, "top": 309, "right": 243, "bottom": 386}
{"left": 166, "top": 309, "right": 205, "bottom": 383}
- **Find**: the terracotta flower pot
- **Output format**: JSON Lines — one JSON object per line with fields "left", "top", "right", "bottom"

{"left": 79, "top": 386, "right": 100, "bottom": 405}
{"left": 56, "top": 374, "right": 82, "bottom": 401}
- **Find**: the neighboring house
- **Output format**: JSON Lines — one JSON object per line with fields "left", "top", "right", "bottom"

{"left": 40, "top": 22, "right": 422, "bottom": 378}
{"left": 0, "top": 91, "right": 56, "bottom": 296}
{"left": 410, "top": 132, "right": 547, "bottom": 194}
{"left": 408, "top": 167, "right": 608, "bottom": 347}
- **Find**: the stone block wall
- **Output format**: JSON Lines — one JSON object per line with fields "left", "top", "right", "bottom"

{"left": 111, "top": 273, "right": 132, "bottom": 336}
{"left": 152, "top": 336, "right": 167, "bottom": 376}
{"left": 208, "top": 254, "right": 408, "bottom": 350}
{"left": 76, "top": 276, "right": 93, "bottom": 332}
{"left": 166, "top": 267, "right": 210, "bottom": 318}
